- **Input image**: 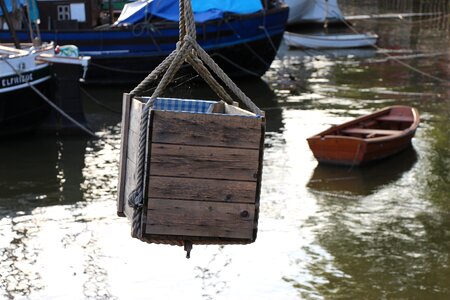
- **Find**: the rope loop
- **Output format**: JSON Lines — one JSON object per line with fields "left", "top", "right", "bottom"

{"left": 129, "top": 0, "right": 263, "bottom": 114}
{"left": 126, "top": 0, "right": 264, "bottom": 245}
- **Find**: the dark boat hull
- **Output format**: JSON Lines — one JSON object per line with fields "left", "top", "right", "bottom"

{"left": 0, "top": 69, "right": 52, "bottom": 136}
{"left": 87, "top": 32, "right": 284, "bottom": 84}
{"left": 0, "top": 7, "right": 289, "bottom": 84}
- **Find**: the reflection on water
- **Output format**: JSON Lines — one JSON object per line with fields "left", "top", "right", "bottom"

{"left": 307, "top": 147, "right": 418, "bottom": 196}
{"left": 0, "top": 0, "right": 449, "bottom": 299}
{"left": 0, "top": 137, "right": 87, "bottom": 213}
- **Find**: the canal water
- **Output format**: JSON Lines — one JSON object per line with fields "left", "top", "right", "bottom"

{"left": 1, "top": 1, "right": 449, "bottom": 299}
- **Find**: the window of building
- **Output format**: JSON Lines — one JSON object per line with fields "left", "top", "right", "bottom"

{"left": 57, "top": 5, "right": 71, "bottom": 21}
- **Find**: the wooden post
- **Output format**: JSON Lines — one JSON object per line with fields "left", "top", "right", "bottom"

{"left": 0, "top": 0, "right": 20, "bottom": 48}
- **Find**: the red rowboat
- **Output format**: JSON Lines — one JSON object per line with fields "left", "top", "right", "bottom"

{"left": 307, "top": 106, "right": 420, "bottom": 166}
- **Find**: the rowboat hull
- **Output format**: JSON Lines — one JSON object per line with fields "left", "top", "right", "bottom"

{"left": 284, "top": 31, "right": 378, "bottom": 49}
{"left": 307, "top": 106, "right": 420, "bottom": 166}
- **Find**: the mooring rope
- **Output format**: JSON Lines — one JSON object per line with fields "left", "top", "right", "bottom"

{"left": 125, "top": 0, "right": 264, "bottom": 247}
{"left": 2, "top": 58, "right": 97, "bottom": 137}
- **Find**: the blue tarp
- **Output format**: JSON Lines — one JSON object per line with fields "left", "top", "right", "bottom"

{"left": 0, "top": 0, "right": 26, "bottom": 16}
{"left": 27, "top": 0, "right": 40, "bottom": 23}
{"left": 115, "top": 0, "right": 263, "bottom": 25}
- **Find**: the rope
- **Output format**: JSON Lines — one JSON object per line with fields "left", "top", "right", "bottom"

{"left": 191, "top": 38, "right": 263, "bottom": 115}
{"left": 129, "top": 48, "right": 178, "bottom": 96}
{"left": 186, "top": 55, "right": 234, "bottom": 104}
{"left": 125, "top": 0, "right": 264, "bottom": 249}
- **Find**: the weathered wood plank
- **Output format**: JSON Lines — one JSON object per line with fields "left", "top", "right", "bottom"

{"left": 149, "top": 144, "right": 260, "bottom": 181}
{"left": 146, "top": 199, "right": 255, "bottom": 239}
{"left": 224, "top": 103, "right": 257, "bottom": 116}
{"left": 126, "top": 99, "right": 144, "bottom": 165}
{"left": 126, "top": 128, "right": 140, "bottom": 165}
{"left": 123, "top": 158, "right": 137, "bottom": 220}
{"left": 129, "top": 99, "right": 144, "bottom": 134}
{"left": 148, "top": 176, "right": 257, "bottom": 203}
{"left": 117, "top": 93, "right": 132, "bottom": 215}
{"left": 151, "top": 111, "right": 262, "bottom": 149}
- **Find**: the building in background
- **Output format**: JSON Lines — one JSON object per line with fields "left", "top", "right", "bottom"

{"left": 36, "top": 0, "right": 102, "bottom": 29}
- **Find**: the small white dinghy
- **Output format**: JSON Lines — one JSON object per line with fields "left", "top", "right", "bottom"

{"left": 284, "top": 31, "right": 378, "bottom": 49}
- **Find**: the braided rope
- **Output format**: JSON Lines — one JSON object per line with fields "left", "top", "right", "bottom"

{"left": 190, "top": 38, "right": 263, "bottom": 115}
{"left": 130, "top": 49, "right": 177, "bottom": 96}
{"left": 178, "top": 0, "right": 186, "bottom": 42}
{"left": 183, "top": 0, "right": 197, "bottom": 40}
{"left": 126, "top": 0, "right": 263, "bottom": 247}
{"left": 186, "top": 54, "right": 234, "bottom": 104}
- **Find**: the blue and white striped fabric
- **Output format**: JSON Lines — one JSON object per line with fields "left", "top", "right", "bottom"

{"left": 151, "top": 97, "right": 217, "bottom": 114}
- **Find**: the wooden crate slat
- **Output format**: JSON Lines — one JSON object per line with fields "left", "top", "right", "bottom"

{"left": 117, "top": 93, "right": 132, "bottom": 215}
{"left": 152, "top": 111, "right": 262, "bottom": 149}
{"left": 149, "top": 144, "right": 260, "bottom": 181}
{"left": 146, "top": 199, "right": 255, "bottom": 239}
{"left": 148, "top": 176, "right": 257, "bottom": 203}
{"left": 126, "top": 128, "right": 140, "bottom": 165}
{"left": 129, "top": 99, "right": 144, "bottom": 134}
{"left": 123, "top": 157, "right": 137, "bottom": 219}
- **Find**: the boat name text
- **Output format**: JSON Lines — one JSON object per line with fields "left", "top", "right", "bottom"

{"left": 1, "top": 73, "right": 34, "bottom": 88}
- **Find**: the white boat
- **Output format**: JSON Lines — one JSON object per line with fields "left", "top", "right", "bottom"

{"left": 284, "top": 0, "right": 343, "bottom": 25}
{"left": 0, "top": 42, "right": 90, "bottom": 136}
{"left": 0, "top": 0, "right": 90, "bottom": 136}
{"left": 0, "top": 43, "right": 54, "bottom": 135}
{"left": 284, "top": 31, "right": 378, "bottom": 49}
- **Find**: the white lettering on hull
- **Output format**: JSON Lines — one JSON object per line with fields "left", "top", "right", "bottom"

{"left": 1, "top": 73, "right": 34, "bottom": 88}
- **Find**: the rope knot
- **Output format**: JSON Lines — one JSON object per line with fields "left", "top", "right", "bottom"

{"left": 127, "top": 188, "right": 144, "bottom": 209}
{"left": 183, "top": 35, "right": 196, "bottom": 44}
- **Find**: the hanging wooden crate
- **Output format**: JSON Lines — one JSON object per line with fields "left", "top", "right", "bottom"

{"left": 117, "top": 95, "right": 265, "bottom": 245}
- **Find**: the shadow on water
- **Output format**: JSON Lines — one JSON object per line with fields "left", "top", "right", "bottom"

{"left": 307, "top": 146, "right": 418, "bottom": 196}
{"left": 0, "top": 135, "right": 88, "bottom": 215}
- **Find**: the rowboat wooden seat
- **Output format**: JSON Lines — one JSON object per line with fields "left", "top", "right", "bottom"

{"left": 377, "top": 115, "right": 414, "bottom": 122}
{"left": 341, "top": 128, "right": 403, "bottom": 136}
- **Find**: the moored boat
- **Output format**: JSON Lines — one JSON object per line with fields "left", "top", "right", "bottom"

{"left": 307, "top": 106, "right": 420, "bottom": 166}
{"left": 284, "top": 31, "right": 378, "bottom": 49}
{"left": 0, "top": 43, "right": 53, "bottom": 136}
{"left": 0, "top": 0, "right": 289, "bottom": 84}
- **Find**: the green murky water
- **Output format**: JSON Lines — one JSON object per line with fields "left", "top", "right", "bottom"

{"left": 1, "top": 1, "right": 449, "bottom": 299}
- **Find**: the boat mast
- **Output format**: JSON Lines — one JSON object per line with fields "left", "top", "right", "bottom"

{"left": 25, "top": 0, "right": 41, "bottom": 45}
{"left": 108, "top": 0, "right": 113, "bottom": 24}
{"left": 0, "top": 0, "right": 21, "bottom": 48}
